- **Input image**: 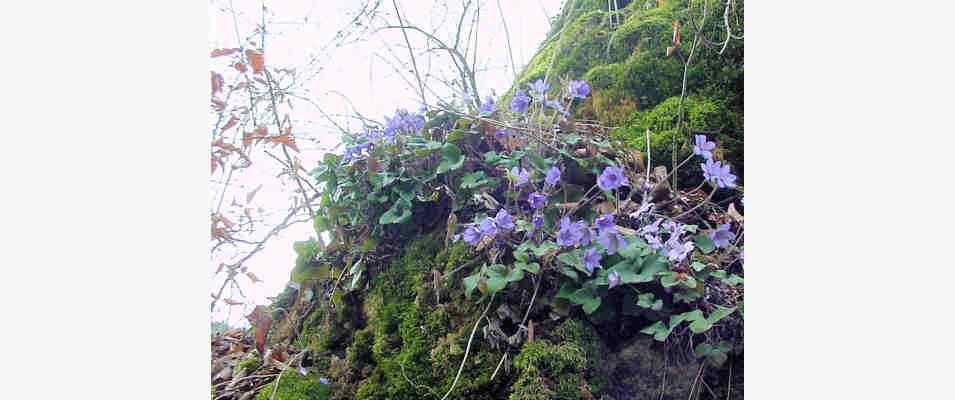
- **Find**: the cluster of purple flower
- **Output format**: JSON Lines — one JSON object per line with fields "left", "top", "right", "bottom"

{"left": 343, "top": 109, "right": 426, "bottom": 163}
{"left": 509, "top": 166, "right": 530, "bottom": 186}
{"left": 556, "top": 217, "right": 593, "bottom": 247}
{"left": 701, "top": 158, "right": 737, "bottom": 188}
{"left": 461, "top": 209, "right": 516, "bottom": 245}
{"left": 342, "top": 142, "right": 373, "bottom": 163}
{"left": 509, "top": 79, "right": 591, "bottom": 115}
{"left": 510, "top": 91, "right": 531, "bottom": 113}
{"left": 638, "top": 218, "right": 694, "bottom": 263}
{"left": 693, "top": 134, "right": 738, "bottom": 188}
{"left": 383, "top": 108, "right": 425, "bottom": 137}
{"left": 568, "top": 80, "right": 591, "bottom": 99}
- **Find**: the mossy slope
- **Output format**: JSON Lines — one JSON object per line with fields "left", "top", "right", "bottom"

{"left": 515, "top": 0, "right": 744, "bottom": 182}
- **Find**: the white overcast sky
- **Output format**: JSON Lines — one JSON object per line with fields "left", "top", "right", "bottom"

{"left": 209, "top": 0, "right": 563, "bottom": 326}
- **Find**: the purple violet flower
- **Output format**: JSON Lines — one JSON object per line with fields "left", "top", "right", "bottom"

{"left": 595, "top": 214, "right": 616, "bottom": 234}
{"left": 598, "top": 230, "right": 627, "bottom": 255}
{"left": 383, "top": 108, "right": 424, "bottom": 137}
{"left": 510, "top": 90, "right": 531, "bottom": 113}
{"left": 568, "top": 80, "right": 591, "bottom": 99}
{"left": 528, "top": 192, "right": 547, "bottom": 209}
{"left": 645, "top": 234, "right": 664, "bottom": 250}
{"left": 663, "top": 220, "right": 685, "bottom": 238}
{"left": 319, "top": 377, "right": 330, "bottom": 385}
{"left": 665, "top": 239, "right": 694, "bottom": 262}
{"left": 557, "top": 217, "right": 584, "bottom": 247}
{"left": 709, "top": 224, "right": 736, "bottom": 248}
{"left": 532, "top": 214, "right": 544, "bottom": 230}
{"left": 545, "top": 166, "right": 561, "bottom": 186}
{"left": 479, "top": 96, "right": 496, "bottom": 115}
{"left": 479, "top": 217, "right": 498, "bottom": 238}
{"left": 510, "top": 166, "right": 530, "bottom": 186}
{"left": 545, "top": 98, "right": 568, "bottom": 116}
{"left": 693, "top": 134, "right": 716, "bottom": 160}
{"left": 494, "top": 209, "right": 515, "bottom": 231}
{"left": 343, "top": 142, "right": 373, "bottom": 163}
{"left": 597, "top": 166, "right": 630, "bottom": 191}
{"left": 462, "top": 226, "right": 482, "bottom": 245}
{"left": 608, "top": 271, "right": 621, "bottom": 289}
{"left": 640, "top": 218, "right": 662, "bottom": 236}
{"left": 578, "top": 225, "right": 595, "bottom": 246}
{"left": 584, "top": 247, "right": 602, "bottom": 274}
{"left": 701, "top": 159, "right": 737, "bottom": 189}
{"left": 529, "top": 78, "right": 549, "bottom": 95}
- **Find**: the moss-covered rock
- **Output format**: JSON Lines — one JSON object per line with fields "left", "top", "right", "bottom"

{"left": 601, "top": 335, "right": 704, "bottom": 400}
{"left": 512, "top": 0, "right": 744, "bottom": 186}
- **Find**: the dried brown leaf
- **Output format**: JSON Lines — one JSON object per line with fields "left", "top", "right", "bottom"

{"left": 246, "top": 306, "right": 273, "bottom": 356}
{"left": 211, "top": 48, "right": 240, "bottom": 57}
{"left": 234, "top": 62, "right": 247, "bottom": 73}
{"left": 221, "top": 115, "right": 239, "bottom": 133}
{"left": 245, "top": 49, "right": 265, "bottom": 74}
{"left": 267, "top": 134, "right": 299, "bottom": 152}
{"left": 246, "top": 271, "right": 262, "bottom": 284}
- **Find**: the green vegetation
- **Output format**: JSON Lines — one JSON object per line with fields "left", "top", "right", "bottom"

{"left": 254, "top": 372, "right": 331, "bottom": 400}
{"left": 227, "top": 2, "right": 744, "bottom": 400}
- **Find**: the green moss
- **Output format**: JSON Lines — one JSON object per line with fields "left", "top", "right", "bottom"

{"left": 236, "top": 357, "right": 262, "bottom": 374}
{"left": 507, "top": 320, "right": 609, "bottom": 399}
{"left": 508, "top": 365, "right": 553, "bottom": 400}
{"left": 254, "top": 372, "right": 330, "bottom": 400}
{"left": 511, "top": 341, "right": 586, "bottom": 399}
{"left": 347, "top": 327, "right": 375, "bottom": 372}
{"left": 343, "top": 234, "right": 505, "bottom": 399}
{"left": 611, "top": 95, "right": 742, "bottom": 182}
{"left": 298, "top": 290, "right": 362, "bottom": 354}
{"left": 553, "top": 319, "right": 607, "bottom": 393}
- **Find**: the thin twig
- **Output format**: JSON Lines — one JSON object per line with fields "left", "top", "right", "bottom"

{"left": 673, "top": 185, "right": 717, "bottom": 220}
{"left": 489, "top": 352, "right": 508, "bottom": 381}
{"left": 440, "top": 293, "right": 495, "bottom": 400}
{"left": 392, "top": 0, "right": 428, "bottom": 105}
{"left": 495, "top": 0, "right": 518, "bottom": 81}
